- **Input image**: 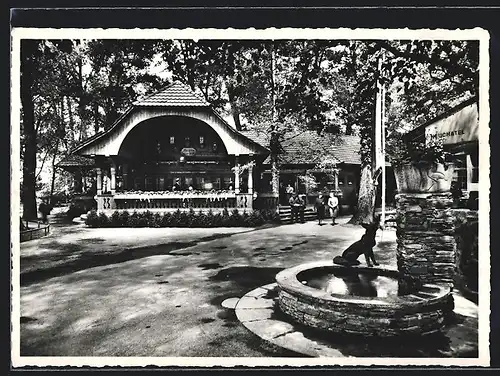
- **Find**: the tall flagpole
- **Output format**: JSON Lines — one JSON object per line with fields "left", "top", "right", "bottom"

{"left": 381, "top": 64, "right": 386, "bottom": 229}
{"left": 374, "top": 52, "right": 386, "bottom": 228}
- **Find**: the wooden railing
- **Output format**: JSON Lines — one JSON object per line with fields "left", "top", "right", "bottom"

{"left": 96, "top": 191, "right": 261, "bottom": 212}
{"left": 20, "top": 222, "right": 50, "bottom": 242}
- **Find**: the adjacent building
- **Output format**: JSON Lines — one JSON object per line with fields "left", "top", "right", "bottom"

{"left": 403, "top": 96, "right": 479, "bottom": 197}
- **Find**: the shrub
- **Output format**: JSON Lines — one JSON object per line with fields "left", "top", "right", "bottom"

{"left": 187, "top": 208, "right": 198, "bottom": 227}
{"left": 249, "top": 210, "right": 265, "bottom": 226}
{"left": 110, "top": 211, "right": 122, "bottom": 227}
{"left": 161, "top": 212, "right": 173, "bottom": 227}
{"left": 152, "top": 213, "right": 162, "bottom": 228}
{"left": 67, "top": 202, "right": 87, "bottom": 219}
{"left": 85, "top": 210, "right": 99, "bottom": 227}
{"left": 221, "top": 207, "right": 231, "bottom": 227}
{"left": 212, "top": 212, "right": 223, "bottom": 227}
{"left": 230, "top": 209, "right": 242, "bottom": 227}
{"left": 85, "top": 207, "right": 279, "bottom": 228}
{"left": 204, "top": 209, "right": 215, "bottom": 227}
{"left": 98, "top": 212, "right": 110, "bottom": 227}
{"left": 128, "top": 211, "right": 141, "bottom": 227}
{"left": 119, "top": 210, "right": 130, "bottom": 226}
{"left": 242, "top": 210, "right": 250, "bottom": 226}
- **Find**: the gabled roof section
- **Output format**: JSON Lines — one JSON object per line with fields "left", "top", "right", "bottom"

{"left": 241, "top": 130, "right": 366, "bottom": 165}
{"left": 56, "top": 154, "right": 95, "bottom": 168}
{"left": 133, "top": 81, "right": 210, "bottom": 107}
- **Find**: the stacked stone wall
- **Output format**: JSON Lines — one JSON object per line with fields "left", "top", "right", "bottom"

{"left": 396, "top": 193, "right": 457, "bottom": 287}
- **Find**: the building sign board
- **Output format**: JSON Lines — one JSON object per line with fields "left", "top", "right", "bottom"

{"left": 181, "top": 147, "right": 197, "bottom": 156}
{"left": 425, "top": 102, "right": 479, "bottom": 146}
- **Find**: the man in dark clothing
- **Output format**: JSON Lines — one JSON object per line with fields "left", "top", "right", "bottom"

{"left": 297, "top": 194, "right": 306, "bottom": 223}
{"left": 39, "top": 199, "right": 51, "bottom": 224}
{"left": 315, "top": 193, "right": 326, "bottom": 225}
{"left": 289, "top": 193, "right": 300, "bottom": 223}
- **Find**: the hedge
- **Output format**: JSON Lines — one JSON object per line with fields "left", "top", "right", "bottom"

{"left": 85, "top": 208, "right": 281, "bottom": 228}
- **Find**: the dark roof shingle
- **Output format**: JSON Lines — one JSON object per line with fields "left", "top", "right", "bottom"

{"left": 134, "top": 81, "right": 210, "bottom": 107}
{"left": 56, "top": 154, "right": 95, "bottom": 168}
{"left": 241, "top": 130, "right": 363, "bottom": 165}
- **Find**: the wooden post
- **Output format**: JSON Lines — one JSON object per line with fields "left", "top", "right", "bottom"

{"left": 334, "top": 168, "right": 339, "bottom": 193}
{"left": 381, "top": 80, "right": 387, "bottom": 228}
{"left": 96, "top": 168, "right": 102, "bottom": 195}
{"left": 110, "top": 165, "right": 116, "bottom": 194}
{"left": 122, "top": 164, "right": 128, "bottom": 190}
{"left": 248, "top": 162, "right": 253, "bottom": 194}
{"left": 234, "top": 155, "right": 240, "bottom": 194}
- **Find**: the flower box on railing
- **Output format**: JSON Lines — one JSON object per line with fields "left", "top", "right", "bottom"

{"left": 114, "top": 191, "right": 236, "bottom": 200}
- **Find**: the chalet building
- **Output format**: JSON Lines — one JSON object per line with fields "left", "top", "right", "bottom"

{"left": 404, "top": 96, "right": 479, "bottom": 199}
{"left": 58, "top": 82, "right": 394, "bottom": 214}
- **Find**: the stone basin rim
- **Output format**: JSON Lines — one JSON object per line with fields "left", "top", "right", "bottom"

{"left": 275, "top": 260, "right": 451, "bottom": 306}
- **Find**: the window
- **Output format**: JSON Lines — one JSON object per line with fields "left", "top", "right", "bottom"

{"left": 134, "top": 177, "right": 142, "bottom": 190}
{"left": 213, "top": 177, "right": 221, "bottom": 190}
{"left": 212, "top": 142, "right": 218, "bottom": 152}
{"left": 452, "top": 154, "right": 468, "bottom": 190}
{"left": 469, "top": 153, "right": 479, "bottom": 183}
{"left": 157, "top": 176, "right": 165, "bottom": 191}
{"left": 169, "top": 136, "right": 175, "bottom": 145}
{"left": 199, "top": 136, "right": 205, "bottom": 148}
{"left": 184, "top": 177, "right": 193, "bottom": 188}
{"left": 196, "top": 177, "right": 205, "bottom": 190}
{"left": 145, "top": 177, "right": 153, "bottom": 191}
{"left": 184, "top": 136, "right": 191, "bottom": 147}
{"left": 223, "top": 176, "right": 233, "bottom": 190}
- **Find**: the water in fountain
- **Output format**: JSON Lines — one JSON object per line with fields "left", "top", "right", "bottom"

{"left": 298, "top": 268, "right": 419, "bottom": 298}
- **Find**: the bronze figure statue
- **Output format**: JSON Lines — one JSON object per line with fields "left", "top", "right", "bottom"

{"left": 333, "top": 215, "right": 381, "bottom": 267}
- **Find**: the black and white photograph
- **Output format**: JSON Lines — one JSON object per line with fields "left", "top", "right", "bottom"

{"left": 10, "top": 25, "right": 490, "bottom": 367}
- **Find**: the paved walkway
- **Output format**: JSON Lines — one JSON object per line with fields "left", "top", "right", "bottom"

{"left": 17, "top": 217, "right": 476, "bottom": 358}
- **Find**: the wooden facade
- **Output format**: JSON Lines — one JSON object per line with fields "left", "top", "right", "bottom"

{"left": 61, "top": 82, "right": 392, "bottom": 214}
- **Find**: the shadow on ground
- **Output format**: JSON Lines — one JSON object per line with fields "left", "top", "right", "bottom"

{"left": 21, "top": 241, "right": 199, "bottom": 286}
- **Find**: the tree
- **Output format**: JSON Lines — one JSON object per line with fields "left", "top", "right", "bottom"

{"left": 336, "top": 40, "right": 479, "bottom": 225}
{"left": 20, "top": 39, "right": 164, "bottom": 217}
{"left": 20, "top": 39, "right": 73, "bottom": 219}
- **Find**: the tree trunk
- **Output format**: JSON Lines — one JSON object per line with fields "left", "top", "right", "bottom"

{"left": 269, "top": 43, "right": 280, "bottom": 209}
{"left": 20, "top": 40, "right": 38, "bottom": 220}
{"left": 227, "top": 84, "right": 242, "bottom": 131}
{"left": 348, "top": 164, "right": 376, "bottom": 225}
{"left": 67, "top": 96, "right": 75, "bottom": 145}
{"left": 49, "top": 141, "right": 59, "bottom": 206}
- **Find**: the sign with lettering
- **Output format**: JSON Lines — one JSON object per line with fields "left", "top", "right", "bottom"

{"left": 181, "top": 147, "right": 197, "bottom": 156}
{"left": 425, "top": 102, "right": 478, "bottom": 146}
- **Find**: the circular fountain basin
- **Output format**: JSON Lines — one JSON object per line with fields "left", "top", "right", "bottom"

{"left": 276, "top": 261, "right": 453, "bottom": 337}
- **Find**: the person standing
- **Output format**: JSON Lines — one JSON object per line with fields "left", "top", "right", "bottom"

{"left": 39, "top": 198, "right": 51, "bottom": 224}
{"left": 327, "top": 192, "right": 339, "bottom": 225}
{"left": 298, "top": 194, "right": 306, "bottom": 223}
{"left": 289, "top": 193, "right": 300, "bottom": 223}
{"left": 314, "top": 193, "right": 326, "bottom": 225}
{"left": 286, "top": 184, "right": 294, "bottom": 204}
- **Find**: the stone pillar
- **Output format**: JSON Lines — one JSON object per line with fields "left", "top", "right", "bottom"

{"left": 248, "top": 162, "right": 254, "bottom": 194}
{"left": 110, "top": 165, "right": 116, "bottom": 194}
{"left": 234, "top": 156, "right": 240, "bottom": 194}
{"left": 96, "top": 168, "right": 102, "bottom": 195}
{"left": 396, "top": 192, "right": 457, "bottom": 288}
